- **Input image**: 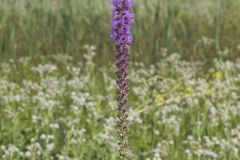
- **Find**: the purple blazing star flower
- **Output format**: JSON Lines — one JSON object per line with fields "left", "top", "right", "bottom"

{"left": 111, "top": 0, "right": 134, "bottom": 159}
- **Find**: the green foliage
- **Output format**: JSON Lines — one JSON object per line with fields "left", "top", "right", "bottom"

{"left": 1, "top": 1, "right": 240, "bottom": 159}
{"left": 0, "top": 0, "right": 240, "bottom": 63}
{"left": 0, "top": 49, "right": 240, "bottom": 159}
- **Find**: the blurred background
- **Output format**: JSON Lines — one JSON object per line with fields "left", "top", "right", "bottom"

{"left": 1, "top": 0, "right": 240, "bottom": 64}
{"left": 1, "top": 1, "right": 240, "bottom": 159}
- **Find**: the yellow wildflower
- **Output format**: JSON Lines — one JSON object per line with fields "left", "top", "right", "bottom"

{"left": 185, "top": 86, "right": 194, "bottom": 94}
{"left": 215, "top": 71, "right": 223, "bottom": 79}
{"left": 155, "top": 94, "right": 164, "bottom": 102}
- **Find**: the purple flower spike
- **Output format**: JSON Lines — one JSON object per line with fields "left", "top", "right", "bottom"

{"left": 111, "top": 0, "right": 134, "bottom": 159}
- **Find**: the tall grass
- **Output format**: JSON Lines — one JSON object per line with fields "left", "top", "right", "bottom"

{"left": 0, "top": 0, "right": 240, "bottom": 64}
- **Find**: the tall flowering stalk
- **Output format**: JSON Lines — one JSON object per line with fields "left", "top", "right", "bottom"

{"left": 111, "top": 0, "right": 134, "bottom": 159}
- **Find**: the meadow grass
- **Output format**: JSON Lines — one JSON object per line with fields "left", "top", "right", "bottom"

{"left": 1, "top": 0, "right": 240, "bottom": 63}
{"left": 1, "top": 0, "right": 240, "bottom": 160}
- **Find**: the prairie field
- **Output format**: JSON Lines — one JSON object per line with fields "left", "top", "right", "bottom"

{"left": 0, "top": 0, "right": 240, "bottom": 160}
{"left": 1, "top": 0, "right": 240, "bottom": 63}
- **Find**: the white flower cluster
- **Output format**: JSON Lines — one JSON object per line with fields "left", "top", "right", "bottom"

{"left": 0, "top": 49, "right": 240, "bottom": 159}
